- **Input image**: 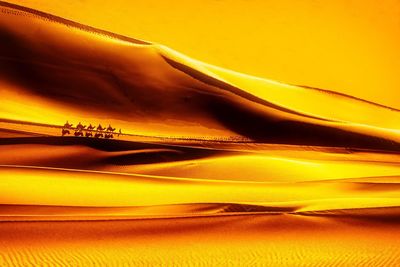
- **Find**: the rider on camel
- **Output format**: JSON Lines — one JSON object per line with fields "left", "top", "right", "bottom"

{"left": 76, "top": 122, "right": 86, "bottom": 131}
{"left": 63, "top": 121, "right": 73, "bottom": 129}
{"left": 87, "top": 124, "right": 96, "bottom": 131}
{"left": 106, "top": 124, "right": 116, "bottom": 132}
{"left": 97, "top": 124, "right": 106, "bottom": 131}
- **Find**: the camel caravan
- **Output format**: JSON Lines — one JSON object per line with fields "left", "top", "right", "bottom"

{"left": 61, "top": 121, "right": 122, "bottom": 139}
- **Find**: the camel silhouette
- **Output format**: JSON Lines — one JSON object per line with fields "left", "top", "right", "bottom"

{"left": 97, "top": 124, "right": 106, "bottom": 131}
{"left": 76, "top": 122, "right": 87, "bottom": 131}
{"left": 87, "top": 124, "right": 96, "bottom": 131}
{"left": 85, "top": 123, "right": 96, "bottom": 137}
{"left": 63, "top": 121, "right": 73, "bottom": 128}
{"left": 106, "top": 124, "right": 116, "bottom": 132}
{"left": 60, "top": 121, "right": 121, "bottom": 139}
{"left": 61, "top": 121, "right": 74, "bottom": 136}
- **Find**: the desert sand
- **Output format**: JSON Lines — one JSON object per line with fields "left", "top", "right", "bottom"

{"left": 0, "top": 1, "right": 400, "bottom": 266}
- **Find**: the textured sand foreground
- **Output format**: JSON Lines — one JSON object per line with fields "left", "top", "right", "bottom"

{"left": 1, "top": 214, "right": 400, "bottom": 266}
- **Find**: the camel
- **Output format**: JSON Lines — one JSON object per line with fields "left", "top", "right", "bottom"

{"left": 85, "top": 124, "right": 96, "bottom": 137}
{"left": 87, "top": 124, "right": 96, "bottom": 131}
{"left": 76, "top": 122, "right": 87, "bottom": 131}
{"left": 96, "top": 124, "right": 106, "bottom": 131}
{"left": 61, "top": 121, "right": 74, "bottom": 136}
{"left": 60, "top": 121, "right": 121, "bottom": 139}
{"left": 63, "top": 121, "right": 73, "bottom": 128}
{"left": 106, "top": 124, "right": 116, "bottom": 132}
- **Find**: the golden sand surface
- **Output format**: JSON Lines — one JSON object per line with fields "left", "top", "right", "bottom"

{"left": 0, "top": 1, "right": 400, "bottom": 266}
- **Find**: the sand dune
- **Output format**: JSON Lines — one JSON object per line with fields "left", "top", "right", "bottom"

{"left": 1, "top": 1, "right": 400, "bottom": 266}
{"left": 1, "top": 136, "right": 400, "bottom": 183}
{"left": 2, "top": 163, "right": 400, "bottom": 210}
{"left": 1, "top": 1, "right": 400, "bottom": 149}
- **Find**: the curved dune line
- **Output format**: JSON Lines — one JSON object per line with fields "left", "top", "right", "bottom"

{"left": 0, "top": 164, "right": 256, "bottom": 184}
{"left": 0, "top": 1, "right": 149, "bottom": 45}
{"left": 0, "top": 164, "right": 231, "bottom": 185}
{"left": 158, "top": 52, "right": 336, "bottom": 123}
{"left": 292, "top": 198, "right": 400, "bottom": 213}
{"left": 199, "top": 59, "right": 400, "bottom": 130}
{"left": 1, "top": 201, "right": 400, "bottom": 225}
{"left": 124, "top": 153, "right": 400, "bottom": 182}
{"left": 0, "top": 202, "right": 298, "bottom": 218}
{"left": 2, "top": 144, "right": 400, "bottom": 183}
{"left": 1, "top": 165, "right": 400, "bottom": 212}
{"left": 294, "top": 84, "right": 400, "bottom": 113}
{"left": 0, "top": 127, "right": 45, "bottom": 137}
{"left": 314, "top": 175, "right": 400, "bottom": 183}
{"left": 295, "top": 206, "right": 400, "bottom": 218}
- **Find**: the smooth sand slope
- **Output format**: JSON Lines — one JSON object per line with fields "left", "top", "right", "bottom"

{"left": 1, "top": 1, "right": 400, "bottom": 147}
{"left": 1, "top": 1, "right": 400, "bottom": 266}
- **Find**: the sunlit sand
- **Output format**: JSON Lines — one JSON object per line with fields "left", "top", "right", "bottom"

{"left": 1, "top": 1, "right": 400, "bottom": 266}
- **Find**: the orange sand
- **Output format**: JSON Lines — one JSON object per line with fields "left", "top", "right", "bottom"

{"left": 0, "top": 2, "right": 400, "bottom": 266}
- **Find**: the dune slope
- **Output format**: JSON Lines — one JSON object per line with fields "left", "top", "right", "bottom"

{"left": 0, "top": 1, "right": 400, "bottom": 149}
